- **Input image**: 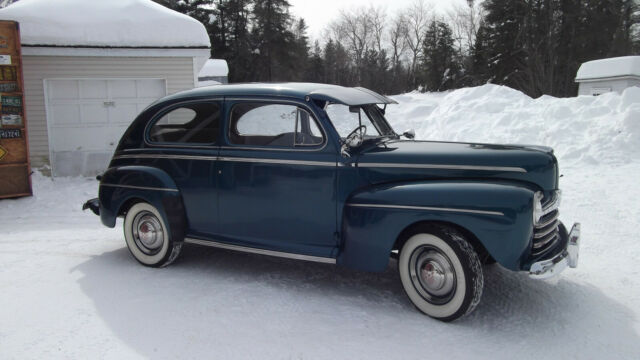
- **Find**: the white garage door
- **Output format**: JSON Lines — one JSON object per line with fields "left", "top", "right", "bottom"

{"left": 45, "top": 79, "right": 166, "bottom": 177}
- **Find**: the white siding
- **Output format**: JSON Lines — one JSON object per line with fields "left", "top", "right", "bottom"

{"left": 23, "top": 56, "right": 196, "bottom": 167}
{"left": 577, "top": 78, "right": 640, "bottom": 96}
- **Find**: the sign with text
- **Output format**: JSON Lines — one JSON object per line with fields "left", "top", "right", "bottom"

{"left": 0, "top": 20, "right": 31, "bottom": 199}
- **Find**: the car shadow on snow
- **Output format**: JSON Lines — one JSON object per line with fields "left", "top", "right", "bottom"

{"left": 73, "top": 244, "right": 639, "bottom": 358}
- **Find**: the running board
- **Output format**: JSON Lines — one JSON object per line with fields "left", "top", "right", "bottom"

{"left": 184, "top": 238, "right": 337, "bottom": 264}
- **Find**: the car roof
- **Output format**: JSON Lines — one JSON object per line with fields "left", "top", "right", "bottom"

{"left": 159, "top": 82, "right": 398, "bottom": 106}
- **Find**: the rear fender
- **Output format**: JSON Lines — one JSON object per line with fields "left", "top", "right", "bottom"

{"left": 98, "top": 166, "right": 187, "bottom": 242}
{"left": 338, "top": 180, "right": 535, "bottom": 272}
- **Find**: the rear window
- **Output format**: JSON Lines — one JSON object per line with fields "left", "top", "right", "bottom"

{"left": 149, "top": 102, "right": 220, "bottom": 144}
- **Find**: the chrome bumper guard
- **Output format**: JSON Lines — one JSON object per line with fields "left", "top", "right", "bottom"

{"left": 529, "top": 223, "right": 580, "bottom": 279}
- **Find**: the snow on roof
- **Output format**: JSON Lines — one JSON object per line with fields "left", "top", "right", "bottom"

{"left": 198, "top": 59, "right": 229, "bottom": 78}
{"left": 0, "top": 0, "right": 210, "bottom": 48}
{"left": 576, "top": 56, "right": 640, "bottom": 81}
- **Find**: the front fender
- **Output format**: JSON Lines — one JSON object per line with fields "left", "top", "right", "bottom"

{"left": 98, "top": 166, "right": 187, "bottom": 243}
{"left": 337, "top": 180, "right": 535, "bottom": 272}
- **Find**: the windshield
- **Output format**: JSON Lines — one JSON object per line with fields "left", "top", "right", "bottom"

{"left": 325, "top": 104, "right": 396, "bottom": 139}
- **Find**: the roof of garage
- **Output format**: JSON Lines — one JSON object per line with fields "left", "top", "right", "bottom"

{"left": 0, "top": 0, "right": 210, "bottom": 49}
{"left": 576, "top": 56, "right": 640, "bottom": 81}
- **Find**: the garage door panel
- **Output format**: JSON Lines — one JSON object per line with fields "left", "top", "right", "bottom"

{"left": 52, "top": 127, "right": 111, "bottom": 152}
{"left": 107, "top": 125, "right": 130, "bottom": 150}
{"left": 79, "top": 80, "right": 109, "bottom": 99}
{"left": 110, "top": 103, "right": 139, "bottom": 124}
{"left": 80, "top": 104, "right": 109, "bottom": 124}
{"left": 48, "top": 80, "right": 79, "bottom": 100}
{"left": 137, "top": 79, "right": 165, "bottom": 98}
{"left": 50, "top": 104, "right": 81, "bottom": 125}
{"left": 110, "top": 80, "right": 137, "bottom": 98}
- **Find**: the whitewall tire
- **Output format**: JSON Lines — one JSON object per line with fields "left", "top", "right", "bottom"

{"left": 398, "top": 225, "right": 484, "bottom": 321}
{"left": 124, "top": 202, "right": 182, "bottom": 267}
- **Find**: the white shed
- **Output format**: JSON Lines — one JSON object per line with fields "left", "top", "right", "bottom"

{"left": 0, "top": 0, "right": 211, "bottom": 177}
{"left": 197, "top": 59, "right": 229, "bottom": 86}
{"left": 575, "top": 56, "right": 640, "bottom": 96}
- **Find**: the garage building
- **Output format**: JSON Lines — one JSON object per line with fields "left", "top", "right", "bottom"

{"left": 0, "top": 0, "right": 210, "bottom": 176}
{"left": 575, "top": 56, "right": 640, "bottom": 96}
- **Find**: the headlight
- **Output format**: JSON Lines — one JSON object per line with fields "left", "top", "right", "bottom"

{"left": 533, "top": 191, "right": 544, "bottom": 225}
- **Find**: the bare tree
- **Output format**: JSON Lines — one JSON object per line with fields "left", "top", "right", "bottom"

{"left": 329, "top": 6, "right": 382, "bottom": 83}
{"left": 389, "top": 12, "right": 409, "bottom": 69}
{"left": 370, "top": 6, "right": 387, "bottom": 53}
{"left": 404, "top": 0, "right": 433, "bottom": 88}
{"left": 448, "top": 0, "right": 483, "bottom": 56}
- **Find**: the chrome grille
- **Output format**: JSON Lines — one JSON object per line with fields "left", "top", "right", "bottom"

{"left": 532, "top": 193, "right": 561, "bottom": 256}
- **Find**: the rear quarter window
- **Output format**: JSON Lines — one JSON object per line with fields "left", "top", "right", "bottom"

{"left": 148, "top": 102, "right": 221, "bottom": 144}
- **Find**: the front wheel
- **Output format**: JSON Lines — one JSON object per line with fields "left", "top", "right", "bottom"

{"left": 398, "top": 225, "right": 484, "bottom": 321}
{"left": 124, "top": 202, "right": 182, "bottom": 267}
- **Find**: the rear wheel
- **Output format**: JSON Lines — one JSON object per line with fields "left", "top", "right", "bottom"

{"left": 398, "top": 225, "right": 484, "bottom": 321}
{"left": 124, "top": 202, "right": 182, "bottom": 267}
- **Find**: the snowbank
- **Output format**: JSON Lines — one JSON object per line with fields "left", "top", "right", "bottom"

{"left": 0, "top": 0, "right": 210, "bottom": 48}
{"left": 386, "top": 84, "right": 640, "bottom": 167}
{"left": 576, "top": 56, "right": 640, "bottom": 80}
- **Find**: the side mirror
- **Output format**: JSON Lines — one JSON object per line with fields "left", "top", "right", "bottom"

{"left": 402, "top": 129, "right": 415, "bottom": 140}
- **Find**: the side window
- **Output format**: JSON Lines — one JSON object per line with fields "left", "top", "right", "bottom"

{"left": 149, "top": 102, "right": 220, "bottom": 144}
{"left": 229, "top": 102, "right": 323, "bottom": 147}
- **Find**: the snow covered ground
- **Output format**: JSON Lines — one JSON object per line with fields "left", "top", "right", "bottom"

{"left": 1, "top": 85, "right": 639, "bottom": 359}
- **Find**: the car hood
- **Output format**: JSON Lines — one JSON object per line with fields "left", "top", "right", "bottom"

{"left": 353, "top": 140, "right": 558, "bottom": 191}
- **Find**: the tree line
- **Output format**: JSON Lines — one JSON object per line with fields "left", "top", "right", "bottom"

{"left": 155, "top": 0, "right": 640, "bottom": 97}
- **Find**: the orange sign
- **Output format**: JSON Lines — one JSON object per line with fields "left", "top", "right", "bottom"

{"left": 0, "top": 144, "right": 6, "bottom": 161}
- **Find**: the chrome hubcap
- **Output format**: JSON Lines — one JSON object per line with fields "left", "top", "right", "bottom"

{"left": 132, "top": 211, "right": 164, "bottom": 255}
{"left": 409, "top": 246, "right": 456, "bottom": 304}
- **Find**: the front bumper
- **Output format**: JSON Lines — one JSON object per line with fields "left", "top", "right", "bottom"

{"left": 529, "top": 223, "right": 580, "bottom": 279}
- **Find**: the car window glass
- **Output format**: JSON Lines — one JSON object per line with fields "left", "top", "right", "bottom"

{"left": 149, "top": 102, "right": 220, "bottom": 144}
{"left": 230, "top": 103, "right": 323, "bottom": 147}
{"left": 325, "top": 104, "right": 381, "bottom": 137}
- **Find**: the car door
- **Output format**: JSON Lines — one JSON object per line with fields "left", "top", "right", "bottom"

{"left": 217, "top": 99, "right": 338, "bottom": 258}
{"left": 145, "top": 99, "right": 222, "bottom": 237}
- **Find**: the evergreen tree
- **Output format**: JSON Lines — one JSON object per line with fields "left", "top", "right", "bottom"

{"left": 153, "top": 0, "right": 215, "bottom": 31}
{"left": 212, "top": 0, "right": 253, "bottom": 82}
{"left": 306, "top": 41, "right": 325, "bottom": 83}
{"left": 482, "top": 0, "right": 528, "bottom": 91}
{"left": 250, "top": 0, "right": 295, "bottom": 81}
{"left": 470, "top": 22, "right": 490, "bottom": 85}
{"left": 421, "top": 21, "right": 461, "bottom": 91}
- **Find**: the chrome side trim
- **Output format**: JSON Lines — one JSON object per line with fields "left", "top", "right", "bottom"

{"left": 218, "top": 156, "right": 335, "bottom": 167}
{"left": 113, "top": 154, "right": 217, "bottom": 161}
{"left": 100, "top": 183, "right": 179, "bottom": 192}
{"left": 357, "top": 162, "right": 527, "bottom": 173}
{"left": 113, "top": 154, "right": 336, "bottom": 167}
{"left": 346, "top": 203, "right": 504, "bottom": 216}
{"left": 184, "top": 238, "right": 337, "bottom": 264}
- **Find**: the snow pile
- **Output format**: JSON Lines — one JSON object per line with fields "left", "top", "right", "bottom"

{"left": 0, "top": 0, "right": 210, "bottom": 48}
{"left": 387, "top": 84, "right": 640, "bottom": 166}
{"left": 576, "top": 56, "right": 640, "bottom": 80}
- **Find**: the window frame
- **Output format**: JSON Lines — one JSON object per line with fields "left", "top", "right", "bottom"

{"left": 144, "top": 99, "right": 223, "bottom": 148}
{"left": 225, "top": 99, "right": 327, "bottom": 151}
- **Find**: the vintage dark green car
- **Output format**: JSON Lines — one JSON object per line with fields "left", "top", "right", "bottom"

{"left": 84, "top": 83, "right": 580, "bottom": 321}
